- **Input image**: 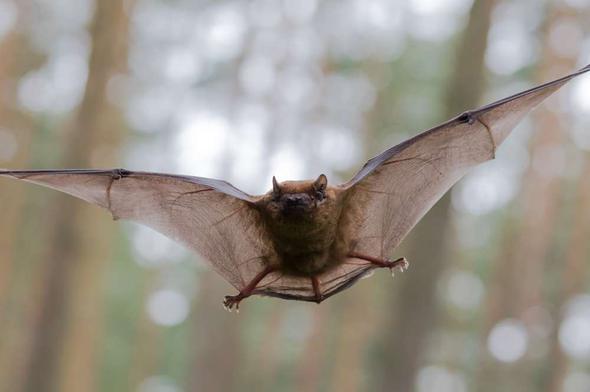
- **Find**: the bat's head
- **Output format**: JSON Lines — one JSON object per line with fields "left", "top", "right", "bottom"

{"left": 266, "top": 174, "right": 329, "bottom": 217}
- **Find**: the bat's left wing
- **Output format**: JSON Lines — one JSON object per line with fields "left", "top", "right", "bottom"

{"left": 340, "top": 65, "right": 590, "bottom": 260}
{"left": 0, "top": 169, "right": 273, "bottom": 291}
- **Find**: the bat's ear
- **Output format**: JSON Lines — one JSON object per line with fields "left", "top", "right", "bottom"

{"left": 272, "top": 176, "right": 281, "bottom": 196}
{"left": 313, "top": 174, "right": 328, "bottom": 191}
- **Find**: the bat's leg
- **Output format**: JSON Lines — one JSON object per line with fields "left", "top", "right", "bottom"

{"left": 311, "top": 276, "right": 323, "bottom": 304}
{"left": 223, "top": 265, "right": 276, "bottom": 311}
{"left": 348, "top": 252, "right": 409, "bottom": 276}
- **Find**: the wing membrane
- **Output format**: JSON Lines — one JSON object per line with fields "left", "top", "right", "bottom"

{"left": 0, "top": 169, "right": 269, "bottom": 290}
{"left": 342, "top": 65, "right": 590, "bottom": 259}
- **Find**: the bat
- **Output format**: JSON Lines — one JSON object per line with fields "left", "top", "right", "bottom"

{"left": 1, "top": 65, "right": 589, "bottom": 310}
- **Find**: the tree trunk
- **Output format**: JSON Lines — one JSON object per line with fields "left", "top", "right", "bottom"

{"left": 375, "top": 0, "right": 496, "bottom": 390}
{"left": 186, "top": 272, "right": 241, "bottom": 392}
{"left": 476, "top": 3, "right": 582, "bottom": 391}
{"left": 545, "top": 156, "right": 590, "bottom": 392}
{"left": 23, "top": 1, "right": 132, "bottom": 391}
{"left": 538, "top": 6, "right": 588, "bottom": 391}
{"left": 0, "top": 3, "right": 41, "bottom": 387}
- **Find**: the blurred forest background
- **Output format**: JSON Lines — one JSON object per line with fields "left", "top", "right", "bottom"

{"left": 0, "top": 0, "right": 589, "bottom": 391}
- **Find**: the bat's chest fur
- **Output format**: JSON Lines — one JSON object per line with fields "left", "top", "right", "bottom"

{"left": 262, "top": 205, "right": 350, "bottom": 276}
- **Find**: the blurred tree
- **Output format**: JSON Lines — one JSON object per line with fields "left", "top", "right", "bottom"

{"left": 124, "top": 277, "right": 162, "bottom": 390}
{"left": 546, "top": 153, "right": 590, "bottom": 392}
{"left": 0, "top": 1, "right": 44, "bottom": 387}
{"left": 327, "top": 291, "right": 379, "bottom": 392}
{"left": 250, "top": 306, "right": 289, "bottom": 392}
{"left": 296, "top": 307, "right": 330, "bottom": 392}
{"left": 186, "top": 273, "right": 242, "bottom": 391}
{"left": 185, "top": 47, "right": 251, "bottom": 391}
{"left": 541, "top": 12, "right": 590, "bottom": 392}
{"left": 373, "top": 0, "right": 497, "bottom": 390}
{"left": 0, "top": 2, "right": 33, "bottom": 302}
{"left": 21, "top": 1, "right": 133, "bottom": 391}
{"left": 476, "top": 3, "right": 585, "bottom": 391}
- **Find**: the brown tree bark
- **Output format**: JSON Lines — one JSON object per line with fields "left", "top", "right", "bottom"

{"left": 540, "top": 7, "right": 589, "bottom": 391}
{"left": 185, "top": 29, "right": 260, "bottom": 392}
{"left": 476, "top": 3, "right": 583, "bottom": 391}
{"left": 0, "top": 2, "right": 43, "bottom": 387}
{"left": 375, "top": 1, "right": 496, "bottom": 390}
{"left": 0, "top": 5, "right": 32, "bottom": 304}
{"left": 186, "top": 272, "right": 241, "bottom": 392}
{"left": 125, "top": 276, "right": 162, "bottom": 390}
{"left": 327, "top": 289, "right": 381, "bottom": 392}
{"left": 295, "top": 307, "right": 330, "bottom": 392}
{"left": 22, "top": 1, "right": 132, "bottom": 391}
{"left": 545, "top": 156, "right": 590, "bottom": 392}
{"left": 247, "top": 305, "right": 286, "bottom": 391}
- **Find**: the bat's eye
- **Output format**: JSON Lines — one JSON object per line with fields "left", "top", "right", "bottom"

{"left": 315, "top": 190, "right": 325, "bottom": 201}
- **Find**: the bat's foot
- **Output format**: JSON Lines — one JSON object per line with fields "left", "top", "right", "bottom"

{"left": 222, "top": 265, "right": 276, "bottom": 312}
{"left": 223, "top": 293, "right": 246, "bottom": 312}
{"left": 348, "top": 252, "right": 409, "bottom": 276}
{"left": 386, "top": 257, "right": 409, "bottom": 277}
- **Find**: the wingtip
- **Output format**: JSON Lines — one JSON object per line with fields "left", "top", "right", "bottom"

{"left": 574, "top": 63, "right": 590, "bottom": 76}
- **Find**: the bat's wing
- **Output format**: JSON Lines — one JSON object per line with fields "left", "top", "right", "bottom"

{"left": 341, "top": 65, "right": 590, "bottom": 260}
{"left": 0, "top": 169, "right": 271, "bottom": 290}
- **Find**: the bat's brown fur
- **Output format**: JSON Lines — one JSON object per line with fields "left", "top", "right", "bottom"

{"left": 255, "top": 175, "right": 355, "bottom": 276}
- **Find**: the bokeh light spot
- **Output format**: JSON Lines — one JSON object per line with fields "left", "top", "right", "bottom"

{"left": 571, "top": 76, "right": 590, "bottom": 113}
{"left": 417, "top": 366, "right": 467, "bottom": 392}
{"left": 240, "top": 56, "right": 276, "bottom": 96}
{"left": 559, "top": 294, "right": 590, "bottom": 360}
{"left": 315, "top": 125, "right": 360, "bottom": 171}
{"left": 488, "top": 319, "right": 528, "bottom": 362}
{"left": 147, "top": 289, "right": 190, "bottom": 327}
{"left": 452, "top": 166, "right": 517, "bottom": 215}
{"left": 131, "top": 225, "right": 187, "bottom": 268}
{"left": 445, "top": 270, "right": 484, "bottom": 311}
{"left": 138, "top": 376, "right": 182, "bottom": 392}
{"left": 203, "top": 5, "right": 247, "bottom": 61}
{"left": 175, "top": 110, "right": 231, "bottom": 177}
{"left": 563, "top": 372, "right": 590, "bottom": 392}
{"left": 270, "top": 145, "right": 306, "bottom": 182}
{"left": 0, "top": 0, "right": 16, "bottom": 39}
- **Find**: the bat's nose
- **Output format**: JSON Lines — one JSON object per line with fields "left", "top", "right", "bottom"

{"left": 287, "top": 195, "right": 304, "bottom": 205}
{"left": 285, "top": 194, "right": 309, "bottom": 206}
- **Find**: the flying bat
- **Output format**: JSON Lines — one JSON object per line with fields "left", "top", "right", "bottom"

{"left": 1, "top": 65, "right": 589, "bottom": 310}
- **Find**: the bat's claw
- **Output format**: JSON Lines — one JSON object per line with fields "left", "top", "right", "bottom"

{"left": 458, "top": 110, "right": 476, "bottom": 124}
{"left": 223, "top": 294, "right": 242, "bottom": 312}
{"left": 387, "top": 257, "right": 409, "bottom": 277}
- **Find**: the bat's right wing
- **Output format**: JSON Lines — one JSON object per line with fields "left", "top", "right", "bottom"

{"left": 0, "top": 169, "right": 272, "bottom": 291}
{"left": 341, "top": 64, "right": 590, "bottom": 260}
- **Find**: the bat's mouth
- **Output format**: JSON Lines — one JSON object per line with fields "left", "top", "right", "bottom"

{"left": 283, "top": 203, "right": 312, "bottom": 215}
{"left": 285, "top": 204, "right": 309, "bottom": 210}
{"left": 281, "top": 194, "right": 313, "bottom": 215}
